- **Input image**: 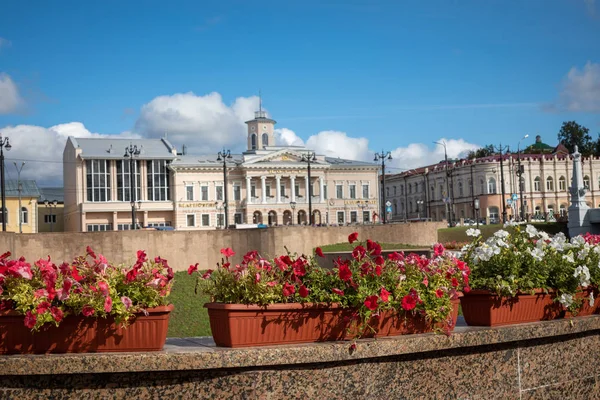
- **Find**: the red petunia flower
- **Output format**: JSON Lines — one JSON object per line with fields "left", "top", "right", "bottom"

{"left": 36, "top": 301, "right": 51, "bottom": 315}
{"left": 299, "top": 285, "right": 309, "bottom": 298}
{"left": 82, "top": 305, "right": 95, "bottom": 317}
{"left": 451, "top": 277, "right": 459, "bottom": 287}
{"left": 401, "top": 295, "right": 417, "bottom": 310}
{"left": 375, "top": 265, "right": 382, "bottom": 276}
{"left": 380, "top": 287, "right": 390, "bottom": 302}
{"left": 352, "top": 246, "right": 366, "bottom": 260}
{"left": 422, "top": 277, "right": 429, "bottom": 287}
{"left": 86, "top": 246, "right": 96, "bottom": 259}
{"left": 267, "top": 281, "right": 277, "bottom": 287}
{"left": 104, "top": 296, "right": 113, "bottom": 313}
{"left": 50, "top": 306, "right": 64, "bottom": 322}
{"left": 338, "top": 263, "right": 353, "bottom": 281}
{"left": 220, "top": 248, "right": 235, "bottom": 258}
{"left": 374, "top": 255, "right": 385, "bottom": 266}
{"left": 388, "top": 252, "right": 403, "bottom": 261}
{"left": 98, "top": 281, "right": 109, "bottom": 296}
{"left": 367, "top": 240, "right": 382, "bottom": 256}
{"left": 364, "top": 295, "right": 379, "bottom": 311}
{"left": 282, "top": 283, "right": 296, "bottom": 297}
{"left": 202, "top": 269, "right": 213, "bottom": 279}
{"left": 435, "top": 289, "right": 444, "bottom": 298}
{"left": 188, "top": 263, "right": 199, "bottom": 275}
{"left": 433, "top": 243, "right": 445, "bottom": 257}
{"left": 332, "top": 288, "right": 344, "bottom": 296}
{"left": 348, "top": 232, "right": 359, "bottom": 244}
{"left": 255, "top": 273, "right": 261, "bottom": 283}
{"left": 315, "top": 247, "right": 325, "bottom": 258}
{"left": 24, "top": 310, "right": 36, "bottom": 329}
{"left": 121, "top": 296, "right": 133, "bottom": 310}
{"left": 463, "top": 286, "right": 471, "bottom": 293}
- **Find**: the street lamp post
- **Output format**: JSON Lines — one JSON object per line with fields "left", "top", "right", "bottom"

{"left": 290, "top": 201, "right": 296, "bottom": 226}
{"left": 124, "top": 144, "right": 140, "bottom": 230}
{"left": 216, "top": 203, "right": 223, "bottom": 228}
{"left": 517, "top": 134, "right": 529, "bottom": 221}
{"left": 492, "top": 143, "right": 510, "bottom": 224}
{"left": 374, "top": 150, "right": 392, "bottom": 224}
{"left": 44, "top": 200, "right": 58, "bottom": 232}
{"left": 0, "top": 135, "right": 11, "bottom": 232}
{"left": 217, "top": 149, "right": 233, "bottom": 229}
{"left": 474, "top": 198, "right": 480, "bottom": 229}
{"left": 416, "top": 200, "right": 424, "bottom": 220}
{"left": 13, "top": 162, "right": 24, "bottom": 233}
{"left": 434, "top": 141, "right": 453, "bottom": 227}
{"left": 301, "top": 151, "right": 316, "bottom": 225}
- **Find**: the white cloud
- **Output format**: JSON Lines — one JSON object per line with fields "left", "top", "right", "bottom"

{"left": 306, "top": 131, "right": 371, "bottom": 161}
{"left": 0, "top": 73, "right": 22, "bottom": 114}
{"left": 389, "top": 138, "right": 480, "bottom": 170}
{"left": 0, "top": 122, "right": 138, "bottom": 184}
{"left": 555, "top": 61, "right": 600, "bottom": 112}
{"left": 134, "top": 92, "right": 259, "bottom": 153}
{"left": 274, "top": 128, "right": 305, "bottom": 147}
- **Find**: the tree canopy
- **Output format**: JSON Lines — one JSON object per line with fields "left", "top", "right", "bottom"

{"left": 557, "top": 121, "right": 593, "bottom": 156}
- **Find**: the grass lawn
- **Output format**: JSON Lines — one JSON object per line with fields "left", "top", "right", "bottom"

{"left": 167, "top": 271, "right": 212, "bottom": 338}
{"left": 320, "top": 242, "right": 425, "bottom": 252}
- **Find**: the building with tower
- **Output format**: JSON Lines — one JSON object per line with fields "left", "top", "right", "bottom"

{"left": 62, "top": 103, "right": 380, "bottom": 231}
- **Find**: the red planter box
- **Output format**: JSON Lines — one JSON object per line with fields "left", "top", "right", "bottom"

{"left": 0, "top": 304, "right": 173, "bottom": 354}
{"left": 205, "top": 300, "right": 461, "bottom": 348}
{"left": 565, "top": 287, "right": 600, "bottom": 318}
{"left": 460, "top": 290, "right": 561, "bottom": 326}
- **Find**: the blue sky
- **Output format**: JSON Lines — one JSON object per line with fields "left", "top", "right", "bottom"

{"left": 0, "top": 0, "right": 599, "bottom": 180}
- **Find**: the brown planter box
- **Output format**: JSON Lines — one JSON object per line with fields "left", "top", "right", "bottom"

{"left": 0, "top": 304, "right": 173, "bottom": 354}
{"left": 564, "top": 287, "right": 599, "bottom": 318}
{"left": 205, "top": 300, "right": 461, "bottom": 348}
{"left": 460, "top": 289, "right": 561, "bottom": 326}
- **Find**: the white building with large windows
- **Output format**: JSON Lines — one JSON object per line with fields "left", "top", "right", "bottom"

{"left": 63, "top": 107, "right": 379, "bottom": 231}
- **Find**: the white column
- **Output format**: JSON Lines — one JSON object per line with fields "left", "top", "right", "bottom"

{"left": 261, "top": 176, "right": 267, "bottom": 204}
{"left": 319, "top": 176, "right": 325, "bottom": 203}
{"left": 291, "top": 176, "right": 296, "bottom": 202}
{"left": 276, "top": 175, "right": 281, "bottom": 203}
{"left": 246, "top": 176, "right": 252, "bottom": 204}
{"left": 305, "top": 175, "right": 310, "bottom": 203}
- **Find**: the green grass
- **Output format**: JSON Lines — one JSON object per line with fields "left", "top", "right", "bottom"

{"left": 320, "top": 242, "right": 425, "bottom": 252}
{"left": 167, "top": 271, "right": 212, "bottom": 338}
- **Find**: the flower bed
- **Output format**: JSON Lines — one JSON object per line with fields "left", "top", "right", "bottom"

{"left": 192, "top": 234, "right": 469, "bottom": 347}
{"left": 0, "top": 247, "right": 174, "bottom": 353}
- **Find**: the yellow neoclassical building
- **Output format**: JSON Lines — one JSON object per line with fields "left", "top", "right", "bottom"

{"left": 0, "top": 180, "right": 40, "bottom": 233}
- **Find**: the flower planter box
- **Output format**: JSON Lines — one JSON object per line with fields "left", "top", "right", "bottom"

{"left": 460, "top": 290, "right": 561, "bottom": 327}
{"left": 564, "top": 287, "right": 599, "bottom": 318}
{"left": 205, "top": 301, "right": 461, "bottom": 347}
{"left": 0, "top": 305, "right": 173, "bottom": 354}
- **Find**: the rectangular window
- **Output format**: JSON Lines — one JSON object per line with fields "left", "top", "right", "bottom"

{"left": 295, "top": 184, "right": 300, "bottom": 198}
{"left": 186, "top": 184, "right": 194, "bottom": 201}
{"left": 337, "top": 211, "right": 345, "bottom": 224}
{"left": 559, "top": 179, "right": 565, "bottom": 191}
{"left": 234, "top": 213, "right": 242, "bottom": 224}
{"left": 117, "top": 160, "right": 141, "bottom": 202}
{"left": 393, "top": 186, "right": 397, "bottom": 195}
{"left": 280, "top": 184, "right": 285, "bottom": 198}
{"left": 386, "top": 187, "right": 390, "bottom": 197}
{"left": 146, "top": 160, "right": 170, "bottom": 201}
{"left": 117, "top": 224, "right": 131, "bottom": 231}
{"left": 44, "top": 214, "right": 57, "bottom": 224}
{"left": 201, "top": 214, "right": 210, "bottom": 226}
{"left": 336, "top": 184, "right": 343, "bottom": 199}
{"left": 146, "top": 222, "right": 171, "bottom": 227}
{"left": 217, "top": 213, "right": 224, "bottom": 227}
{"left": 86, "top": 160, "right": 111, "bottom": 202}
{"left": 216, "top": 185, "right": 223, "bottom": 201}
{"left": 350, "top": 211, "right": 357, "bottom": 223}
{"left": 349, "top": 184, "right": 356, "bottom": 199}
{"left": 265, "top": 184, "right": 271, "bottom": 198}
{"left": 363, "top": 211, "right": 370, "bottom": 222}
{"left": 201, "top": 185, "right": 208, "bottom": 201}
{"left": 251, "top": 185, "right": 256, "bottom": 198}
{"left": 323, "top": 184, "right": 328, "bottom": 199}
{"left": 186, "top": 214, "right": 195, "bottom": 227}
{"left": 86, "top": 223, "right": 112, "bottom": 232}
{"left": 234, "top": 185, "right": 241, "bottom": 201}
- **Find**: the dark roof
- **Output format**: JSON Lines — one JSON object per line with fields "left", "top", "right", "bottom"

{"left": 38, "top": 187, "right": 64, "bottom": 203}
{"left": 4, "top": 180, "right": 40, "bottom": 198}
{"left": 68, "top": 137, "right": 177, "bottom": 160}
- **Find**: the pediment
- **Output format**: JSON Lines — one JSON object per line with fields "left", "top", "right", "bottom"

{"left": 245, "top": 149, "right": 305, "bottom": 164}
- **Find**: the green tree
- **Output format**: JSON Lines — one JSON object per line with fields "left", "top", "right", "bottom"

{"left": 467, "top": 145, "right": 496, "bottom": 159}
{"left": 557, "top": 121, "right": 592, "bottom": 156}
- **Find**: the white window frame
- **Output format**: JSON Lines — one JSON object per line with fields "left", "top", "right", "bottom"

{"left": 201, "top": 214, "right": 210, "bottom": 227}
{"left": 216, "top": 185, "right": 224, "bottom": 201}
{"left": 186, "top": 214, "right": 196, "bottom": 227}
{"left": 200, "top": 184, "right": 209, "bottom": 201}
{"left": 362, "top": 184, "right": 369, "bottom": 199}
{"left": 336, "top": 184, "right": 343, "bottom": 199}
{"left": 337, "top": 211, "right": 345, "bottom": 224}
{"left": 185, "top": 184, "right": 194, "bottom": 201}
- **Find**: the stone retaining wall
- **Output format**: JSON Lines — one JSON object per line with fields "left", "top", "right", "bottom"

{"left": 1, "top": 316, "right": 599, "bottom": 398}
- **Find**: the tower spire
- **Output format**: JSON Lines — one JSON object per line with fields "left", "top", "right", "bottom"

{"left": 259, "top": 89, "right": 262, "bottom": 114}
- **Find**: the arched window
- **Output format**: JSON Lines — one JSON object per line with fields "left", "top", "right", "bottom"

{"left": 0, "top": 208, "right": 7, "bottom": 225}
{"left": 546, "top": 176, "right": 554, "bottom": 191}
{"left": 559, "top": 176, "right": 566, "bottom": 191}
{"left": 560, "top": 204, "right": 567, "bottom": 216}
{"left": 458, "top": 181, "right": 464, "bottom": 197}
{"left": 535, "top": 205, "right": 541, "bottom": 216}
{"left": 487, "top": 178, "right": 496, "bottom": 194}
{"left": 480, "top": 178, "right": 485, "bottom": 195}
{"left": 534, "top": 176, "right": 541, "bottom": 191}
{"left": 251, "top": 134, "right": 257, "bottom": 150}
{"left": 584, "top": 175, "right": 590, "bottom": 189}
{"left": 393, "top": 186, "right": 397, "bottom": 195}
{"left": 20, "top": 207, "right": 28, "bottom": 224}
{"left": 261, "top": 133, "right": 269, "bottom": 148}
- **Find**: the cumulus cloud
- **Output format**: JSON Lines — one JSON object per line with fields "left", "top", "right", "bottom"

{"left": 389, "top": 138, "right": 480, "bottom": 170}
{"left": 0, "top": 73, "right": 22, "bottom": 114}
{"left": 552, "top": 61, "right": 600, "bottom": 112}
{"left": 134, "top": 92, "right": 259, "bottom": 153}
{"left": 0, "top": 122, "right": 138, "bottom": 184}
{"left": 306, "top": 131, "right": 371, "bottom": 161}
{"left": 274, "top": 128, "right": 304, "bottom": 147}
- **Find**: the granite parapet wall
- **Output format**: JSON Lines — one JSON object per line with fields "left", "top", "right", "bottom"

{"left": 0, "top": 222, "right": 444, "bottom": 272}
{"left": 1, "top": 316, "right": 600, "bottom": 399}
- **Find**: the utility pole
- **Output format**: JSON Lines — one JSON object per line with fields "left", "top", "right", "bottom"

{"left": 374, "top": 150, "right": 392, "bottom": 224}
{"left": 0, "top": 135, "right": 11, "bottom": 232}
{"left": 301, "top": 151, "right": 316, "bottom": 225}
{"left": 14, "top": 162, "right": 24, "bottom": 233}
{"left": 434, "top": 141, "right": 453, "bottom": 226}
{"left": 217, "top": 149, "right": 233, "bottom": 229}
{"left": 470, "top": 160, "right": 475, "bottom": 219}
{"left": 493, "top": 143, "right": 510, "bottom": 223}
{"left": 517, "top": 135, "right": 529, "bottom": 221}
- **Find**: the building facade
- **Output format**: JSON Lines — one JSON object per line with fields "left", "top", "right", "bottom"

{"left": 0, "top": 180, "right": 40, "bottom": 233}
{"left": 63, "top": 108, "right": 380, "bottom": 232}
{"left": 386, "top": 136, "right": 594, "bottom": 224}
{"left": 37, "top": 187, "right": 65, "bottom": 232}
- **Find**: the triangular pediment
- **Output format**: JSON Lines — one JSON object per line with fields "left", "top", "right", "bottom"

{"left": 244, "top": 149, "right": 307, "bottom": 164}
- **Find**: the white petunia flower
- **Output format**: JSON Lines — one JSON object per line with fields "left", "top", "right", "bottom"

{"left": 538, "top": 231, "right": 550, "bottom": 241}
{"left": 466, "top": 228, "right": 481, "bottom": 237}
{"left": 562, "top": 253, "right": 575, "bottom": 263}
{"left": 571, "top": 236, "right": 586, "bottom": 246}
{"left": 589, "top": 291, "right": 595, "bottom": 306}
{"left": 559, "top": 293, "right": 574, "bottom": 308}
{"left": 494, "top": 230, "right": 510, "bottom": 239}
{"left": 526, "top": 225, "right": 538, "bottom": 238}
{"left": 574, "top": 265, "right": 591, "bottom": 287}
{"left": 528, "top": 247, "right": 544, "bottom": 262}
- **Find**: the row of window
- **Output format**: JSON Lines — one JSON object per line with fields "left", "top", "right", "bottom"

{"left": 186, "top": 213, "right": 243, "bottom": 227}
{"left": 0, "top": 207, "right": 29, "bottom": 225}
{"left": 86, "top": 160, "right": 171, "bottom": 202}
{"left": 337, "top": 211, "right": 371, "bottom": 224}
{"left": 88, "top": 222, "right": 173, "bottom": 231}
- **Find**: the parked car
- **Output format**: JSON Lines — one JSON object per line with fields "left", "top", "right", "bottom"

{"left": 153, "top": 226, "right": 175, "bottom": 231}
